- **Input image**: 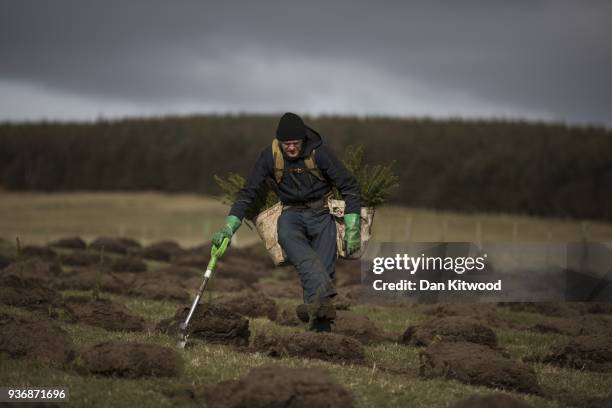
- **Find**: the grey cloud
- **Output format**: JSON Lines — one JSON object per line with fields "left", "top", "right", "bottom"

{"left": 0, "top": 1, "right": 611, "bottom": 125}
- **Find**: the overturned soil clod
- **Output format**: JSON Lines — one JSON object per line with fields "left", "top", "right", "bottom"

{"left": 172, "top": 252, "right": 209, "bottom": 270}
{"left": 129, "top": 278, "right": 191, "bottom": 302}
{"left": 0, "top": 275, "right": 63, "bottom": 315}
{"left": 216, "top": 290, "right": 278, "bottom": 321}
{"left": 2, "top": 259, "right": 62, "bottom": 286}
{"left": 212, "top": 257, "right": 267, "bottom": 285}
{"left": 89, "top": 237, "right": 141, "bottom": 255}
{"left": 208, "top": 278, "right": 249, "bottom": 292}
{"left": 58, "top": 251, "right": 111, "bottom": 267}
{"left": 333, "top": 310, "right": 391, "bottom": 344}
{"left": 111, "top": 256, "right": 147, "bottom": 273}
{"left": 54, "top": 267, "right": 133, "bottom": 294}
{"left": 583, "top": 303, "right": 612, "bottom": 315}
{"left": 78, "top": 341, "right": 182, "bottom": 378}
{"left": 419, "top": 341, "right": 540, "bottom": 394}
{"left": 142, "top": 240, "right": 184, "bottom": 262}
{"left": 400, "top": 316, "right": 498, "bottom": 348}
{"left": 157, "top": 304, "right": 250, "bottom": 346}
{"left": 451, "top": 394, "right": 534, "bottom": 408}
{"left": 180, "top": 249, "right": 274, "bottom": 284}
{"left": 498, "top": 302, "right": 582, "bottom": 317}
{"left": 0, "top": 253, "right": 14, "bottom": 269}
{"left": 542, "top": 335, "right": 612, "bottom": 372}
{"left": 253, "top": 331, "right": 365, "bottom": 364}
{"left": 49, "top": 236, "right": 87, "bottom": 250}
{"left": 19, "top": 245, "right": 58, "bottom": 261}
{"left": 161, "top": 386, "right": 200, "bottom": 407}
{"left": 202, "top": 364, "right": 355, "bottom": 408}
{"left": 154, "top": 265, "right": 199, "bottom": 280}
{"left": 63, "top": 295, "right": 146, "bottom": 332}
{"left": 530, "top": 316, "right": 612, "bottom": 337}
{"left": 0, "top": 313, "right": 75, "bottom": 366}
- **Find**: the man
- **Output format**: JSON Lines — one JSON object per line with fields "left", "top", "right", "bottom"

{"left": 212, "top": 112, "right": 361, "bottom": 332}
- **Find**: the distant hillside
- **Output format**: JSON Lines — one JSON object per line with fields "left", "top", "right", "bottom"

{"left": 0, "top": 114, "right": 610, "bottom": 221}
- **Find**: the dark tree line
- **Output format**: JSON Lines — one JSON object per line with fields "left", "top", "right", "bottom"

{"left": 1, "top": 114, "right": 610, "bottom": 221}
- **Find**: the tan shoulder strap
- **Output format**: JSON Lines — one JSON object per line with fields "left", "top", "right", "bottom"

{"left": 271, "top": 139, "right": 284, "bottom": 184}
{"left": 272, "top": 140, "right": 325, "bottom": 184}
{"left": 305, "top": 149, "right": 325, "bottom": 181}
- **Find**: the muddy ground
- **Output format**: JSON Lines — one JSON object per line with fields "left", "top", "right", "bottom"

{"left": 2, "top": 236, "right": 611, "bottom": 407}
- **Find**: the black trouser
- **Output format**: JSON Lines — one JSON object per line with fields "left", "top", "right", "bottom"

{"left": 277, "top": 207, "right": 337, "bottom": 304}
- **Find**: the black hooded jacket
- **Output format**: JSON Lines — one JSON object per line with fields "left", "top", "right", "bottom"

{"left": 229, "top": 126, "right": 361, "bottom": 220}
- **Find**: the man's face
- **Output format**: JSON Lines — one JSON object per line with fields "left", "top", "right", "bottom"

{"left": 280, "top": 139, "right": 303, "bottom": 159}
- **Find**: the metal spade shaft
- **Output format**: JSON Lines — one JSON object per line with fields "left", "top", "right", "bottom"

{"left": 177, "top": 237, "right": 229, "bottom": 348}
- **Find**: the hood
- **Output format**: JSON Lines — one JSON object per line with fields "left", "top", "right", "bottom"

{"left": 298, "top": 125, "right": 323, "bottom": 158}
{"left": 279, "top": 124, "right": 323, "bottom": 161}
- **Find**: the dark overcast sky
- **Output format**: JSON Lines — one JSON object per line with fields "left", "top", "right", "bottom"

{"left": 1, "top": 1, "right": 611, "bottom": 125}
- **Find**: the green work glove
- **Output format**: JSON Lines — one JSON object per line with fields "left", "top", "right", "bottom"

{"left": 212, "top": 215, "right": 241, "bottom": 252}
{"left": 344, "top": 213, "right": 361, "bottom": 256}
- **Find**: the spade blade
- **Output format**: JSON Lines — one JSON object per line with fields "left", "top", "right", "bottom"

{"left": 177, "top": 322, "right": 189, "bottom": 349}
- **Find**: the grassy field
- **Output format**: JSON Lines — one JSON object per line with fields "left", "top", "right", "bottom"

{"left": 2, "top": 287, "right": 611, "bottom": 408}
{"left": 1, "top": 191, "right": 612, "bottom": 407}
{"left": 1, "top": 190, "right": 611, "bottom": 247}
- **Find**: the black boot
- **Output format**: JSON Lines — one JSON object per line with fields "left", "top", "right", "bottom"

{"left": 310, "top": 316, "right": 332, "bottom": 332}
{"left": 295, "top": 304, "right": 310, "bottom": 323}
{"left": 307, "top": 300, "right": 336, "bottom": 333}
